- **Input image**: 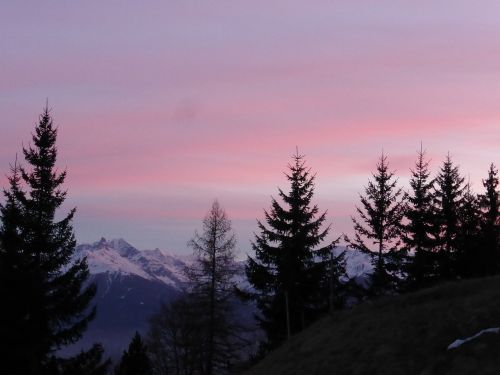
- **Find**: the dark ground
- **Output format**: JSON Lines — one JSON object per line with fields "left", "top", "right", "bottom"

{"left": 245, "top": 276, "right": 500, "bottom": 375}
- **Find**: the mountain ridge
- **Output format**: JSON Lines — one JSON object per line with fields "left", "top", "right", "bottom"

{"left": 67, "top": 238, "right": 372, "bottom": 361}
{"left": 75, "top": 237, "right": 190, "bottom": 288}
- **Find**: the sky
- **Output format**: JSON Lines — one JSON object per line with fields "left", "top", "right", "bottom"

{"left": 1, "top": 1, "right": 499, "bottom": 255}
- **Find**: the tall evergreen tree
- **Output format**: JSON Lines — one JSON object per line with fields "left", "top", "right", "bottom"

{"left": 345, "top": 152, "right": 406, "bottom": 293}
{"left": 115, "top": 332, "right": 152, "bottom": 375}
{"left": 432, "top": 154, "right": 465, "bottom": 279}
{"left": 246, "top": 151, "right": 335, "bottom": 350}
{"left": 0, "top": 107, "right": 96, "bottom": 374}
{"left": 455, "top": 182, "right": 481, "bottom": 278}
{"left": 0, "top": 161, "right": 30, "bottom": 372}
{"left": 477, "top": 163, "right": 500, "bottom": 275}
{"left": 403, "top": 146, "right": 436, "bottom": 289}
{"left": 185, "top": 200, "right": 245, "bottom": 374}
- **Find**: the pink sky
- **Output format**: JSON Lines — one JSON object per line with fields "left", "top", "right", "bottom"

{"left": 1, "top": 1, "right": 499, "bottom": 254}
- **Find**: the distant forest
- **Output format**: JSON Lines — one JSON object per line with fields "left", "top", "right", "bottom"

{"left": 0, "top": 107, "right": 498, "bottom": 374}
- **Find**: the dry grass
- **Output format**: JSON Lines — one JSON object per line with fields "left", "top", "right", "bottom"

{"left": 245, "top": 276, "right": 500, "bottom": 375}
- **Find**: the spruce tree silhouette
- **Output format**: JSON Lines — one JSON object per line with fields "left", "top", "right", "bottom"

{"left": 403, "top": 146, "right": 436, "bottom": 289}
{"left": 115, "top": 332, "right": 152, "bottom": 375}
{"left": 0, "top": 107, "right": 96, "bottom": 374}
{"left": 345, "top": 152, "right": 406, "bottom": 294}
{"left": 477, "top": 163, "right": 500, "bottom": 275}
{"left": 433, "top": 154, "right": 465, "bottom": 280}
{"left": 246, "top": 150, "right": 340, "bottom": 350}
{"left": 58, "top": 344, "right": 111, "bottom": 375}
{"left": 455, "top": 182, "right": 480, "bottom": 278}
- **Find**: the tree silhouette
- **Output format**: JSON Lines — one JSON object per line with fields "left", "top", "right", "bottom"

{"left": 345, "top": 152, "right": 406, "bottom": 293}
{"left": 147, "top": 296, "right": 204, "bottom": 375}
{"left": 432, "top": 154, "right": 464, "bottom": 279}
{"left": 185, "top": 200, "right": 246, "bottom": 374}
{"left": 455, "top": 182, "right": 480, "bottom": 278}
{"left": 58, "top": 343, "right": 111, "bottom": 375}
{"left": 0, "top": 107, "right": 96, "bottom": 374}
{"left": 0, "top": 161, "right": 30, "bottom": 372}
{"left": 403, "top": 146, "right": 436, "bottom": 289}
{"left": 477, "top": 163, "right": 500, "bottom": 275}
{"left": 246, "top": 150, "right": 336, "bottom": 350}
{"left": 115, "top": 332, "right": 152, "bottom": 375}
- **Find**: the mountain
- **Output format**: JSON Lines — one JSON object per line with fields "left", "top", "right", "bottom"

{"left": 64, "top": 238, "right": 188, "bottom": 360}
{"left": 245, "top": 275, "right": 500, "bottom": 375}
{"left": 79, "top": 237, "right": 189, "bottom": 287}
{"left": 333, "top": 245, "right": 373, "bottom": 285}
{"left": 64, "top": 239, "right": 372, "bottom": 362}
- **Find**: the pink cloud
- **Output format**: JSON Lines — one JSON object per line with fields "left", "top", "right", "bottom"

{"left": 1, "top": 1, "right": 500, "bottom": 251}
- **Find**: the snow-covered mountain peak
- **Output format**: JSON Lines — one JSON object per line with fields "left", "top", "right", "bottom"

{"left": 75, "top": 239, "right": 372, "bottom": 292}
{"left": 76, "top": 239, "right": 187, "bottom": 288}
{"left": 84, "top": 246, "right": 152, "bottom": 280}
{"left": 90, "top": 238, "right": 140, "bottom": 258}
{"left": 332, "top": 245, "right": 373, "bottom": 279}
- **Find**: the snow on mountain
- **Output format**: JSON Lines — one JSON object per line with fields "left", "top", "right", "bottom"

{"left": 65, "top": 238, "right": 187, "bottom": 359}
{"left": 67, "top": 238, "right": 372, "bottom": 359}
{"left": 130, "top": 248, "right": 189, "bottom": 287}
{"left": 75, "top": 239, "right": 373, "bottom": 290}
{"left": 83, "top": 245, "right": 152, "bottom": 280}
{"left": 333, "top": 246, "right": 373, "bottom": 279}
{"left": 75, "top": 238, "right": 187, "bottom": 289}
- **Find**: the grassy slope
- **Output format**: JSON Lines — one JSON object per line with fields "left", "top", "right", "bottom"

{"left": 246, "top": 276, "right": 500, "bottom": 375}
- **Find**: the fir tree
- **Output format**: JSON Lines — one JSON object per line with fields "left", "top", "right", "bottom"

{"left": 327, "top": 248, "right": 350, "bottom": 312}
{"left": 345, "top": 152, "right": 406, "bottom": 293}
{"left": 0, "top": 107, "right": 96, "bottom": 374}
{"left": 477, "top": 163, "right": 500, "bottom": 275}
{"left": 403, "top": 146, "right": 436, "bottom": 289}
{"left": 186, "top": 200, "right": 246, "bottom": 374}
{"left": 456, "top": 182, "right": 480, "bottom": 278}
{"left": 0, "top": 161, "right": 30, "bottom": 372}
{"left": 246, "top": 151, "right": 335, "bottom": 350}
{"left": 115, "top": 332, "right": 152, "bottom": 375}
{"left": 433, "top": 154, "right": 465, "bottom": 279}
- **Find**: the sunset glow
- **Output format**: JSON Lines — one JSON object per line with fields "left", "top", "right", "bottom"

{"left": 1, "top": 1, "right": 499, "bottom": 253}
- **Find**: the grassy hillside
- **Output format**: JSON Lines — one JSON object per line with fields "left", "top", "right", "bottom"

{"left": 245, "top": 276, "right": 500, "bottom": 375}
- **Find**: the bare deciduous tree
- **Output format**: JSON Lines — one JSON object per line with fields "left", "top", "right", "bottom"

{"left": 148, "top": 200, "right": 249, "bottom": 375}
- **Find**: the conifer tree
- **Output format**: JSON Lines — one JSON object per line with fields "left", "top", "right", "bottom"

{"left": 0, "top": 107, "right": 96, "bottom": 374}
{"left": 456, "top": 182, "right": 480, "bottom": 278}
{"left": 432, "top": 154, "right": 465, "bottom": 279}
{"left": 115, "top": 332, "right": 152, "bottom": 375}
{"left": 246, "top": 151, "right": 336, "bottom": 350}
{"left": 403, "top": 146, "right": 436, "bottom": 289}
{"left": 0, "top": 162, "right": 30, "bottom": 372}
{"left": 326, "top": 248, "right": 350, "bottom": 312}
{"left": 477, "top": 163, "right": 500, "bottom": 275}
{"left": 186, "top": 200, "right": 245, "bottom": 374}
{"left": 345, "top": 152, "right": 406, "bottom": 293}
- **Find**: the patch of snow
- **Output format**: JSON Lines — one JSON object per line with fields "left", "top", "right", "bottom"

{"left": 447, "top": 327, "right": 500, "bottom": 350}
{"left": 333, "top": 246, "right": 373, "bottom": 279}
{"left": 84, "top": 247, "right": 152, "bottom": 280}
{"left": 74, "top": 239, "right": 374, "bottom": 293}
{"left": 74, "top": 238, "right": 188, "bottom": 289}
